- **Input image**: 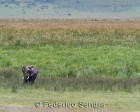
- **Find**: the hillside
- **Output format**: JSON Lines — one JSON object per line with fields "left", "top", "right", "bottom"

{"left": 0, "top": 0, "right": 140, "bottom": 18}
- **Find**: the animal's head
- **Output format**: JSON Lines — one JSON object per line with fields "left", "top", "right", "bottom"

{"left": 22, "top": 66, "right": 31, "bottom": 81}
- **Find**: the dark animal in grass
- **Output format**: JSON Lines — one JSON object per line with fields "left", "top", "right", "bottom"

{"left": 22, "top": 65, "right": 38, "bottom": 84}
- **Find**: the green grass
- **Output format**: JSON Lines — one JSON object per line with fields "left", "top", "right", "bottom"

{"left": 1, "top": 43, "right": 140, "bottom": 78}
{"left": 0, "top": 27, "right": 140, "bottom": 77}
{"left": 0, "top": 19, "right": 140, "bottom": 112}
{"left": 1, "top": 72, "right": 140, "bottom": 91}
{"left": 0, "top": 88, "right": 140, "bottom": 112}
{"left": 1, "top": 45, "right": 140, "bottom": 77}
{"left": 0, "top": 19, "right": 140, "bottom": 91}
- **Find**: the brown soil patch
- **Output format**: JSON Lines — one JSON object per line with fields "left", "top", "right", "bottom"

{"left": 0, "top": 105, "right": 110, "bottom": 112}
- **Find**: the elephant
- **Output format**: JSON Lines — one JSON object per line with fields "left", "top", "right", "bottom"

{"left": 22, "top": 65, "right": 38, "bottom": 84}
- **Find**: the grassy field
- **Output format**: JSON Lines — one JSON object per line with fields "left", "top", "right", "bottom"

{"left": 0, "top": 19, "right": 140, "bottom": 77}
{"left": 0, "top": 19, "right": 140, "bottom": 89}
{"left": 0, "top": 88, "right": 140, "bottom": 112}
{"left": 0, "top": 19, "right": 140, "bottom": 112}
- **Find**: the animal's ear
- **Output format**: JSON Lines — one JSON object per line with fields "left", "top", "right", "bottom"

{"left": 22, "top": 66, "right": 26, "bottom": 73}
{"left": 30, "top": 65, "right": 34, "bottom": 69}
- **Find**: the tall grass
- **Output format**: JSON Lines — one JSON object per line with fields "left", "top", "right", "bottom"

{"left": 0, "top": 20, "right": 140, "bottom": 91}
{"left": 0, "top": 27, "right": 140, "bottom": 46}
{"left": 0, "top": 26, "right": 140, "bottom": 76}
{"left": 0, "top": 68, "right": 140, "bottom": 92}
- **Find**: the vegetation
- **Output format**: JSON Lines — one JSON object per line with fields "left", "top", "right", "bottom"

{"left": 0, "top": 19, "right": 140, "bottom": 91}
{"left": 0, "top": 19, "right": 140, "bottom": 112}
{"left": 0, "top": 67, "right": 140, "bottom": 92}
{"left": 0, "top": 88, "right": 140, "bottom": 112}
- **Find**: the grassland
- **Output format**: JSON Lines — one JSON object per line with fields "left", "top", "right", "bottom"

{"left": 0, "top": 19, "right": 140, "bottom": 89}
{"left": 0, "top": 19, "right": 140, "bottom": 112}
{"left": 0, "top": 88, "right": 140, "bottom": 112}
{"left": 1, "top": 19, "right": 140, "bottom": 77}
